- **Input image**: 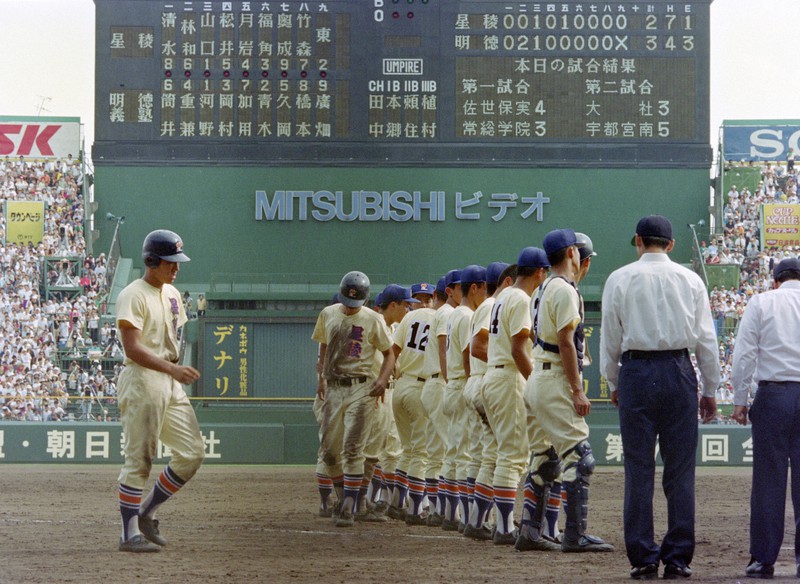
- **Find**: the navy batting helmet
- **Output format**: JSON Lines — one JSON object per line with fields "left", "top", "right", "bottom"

{"left": 575, "top": 232, "right": 597, "bottom": 262}
{"left": 338, "top": 271, "right": 370, "bottom": 308}
{"left": 142, "top": 229, "right": 190, "bottom": 267}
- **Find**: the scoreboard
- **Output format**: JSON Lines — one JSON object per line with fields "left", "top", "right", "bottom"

{"left": 93, "top": 0, "right": 712, "bottom": 167}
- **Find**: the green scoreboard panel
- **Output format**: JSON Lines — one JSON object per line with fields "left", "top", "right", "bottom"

{"left": 94, "top": 0, "right": 711, "bottom": 166}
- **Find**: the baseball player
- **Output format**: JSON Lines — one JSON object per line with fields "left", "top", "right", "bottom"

{"left": 391, "top": 282, "right": 435, "bottom": 525}
{"left": 313, "top": 271, "right": 395, "bottom": 527}
{"left": 520, "top": 229, "right": 612, "bottom": 552}
{"left": 481, "top": 247, "right": 549, "bottom": 545}
{"left": 371, "top": 285, "right": 415, "bottom": 520}
{"left": 442, "top": 265, "right": 487, "bottom": 531}
{"left": 420, "top": 272, "right": 460, "bottom": 526}
{"left": 314, "top": 294, "right": 344, "bottom": 518}
{"left": 116, "top": 229, "right": 205, "bottom": 553}
{"left": 462, "top": 261, "right": 512, "bottom": 541}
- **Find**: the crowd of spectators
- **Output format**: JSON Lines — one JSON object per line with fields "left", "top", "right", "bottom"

{"left": 705, "top": 159, "right": 800, "bottom": 406}
{"left": 0, "top": 155, "right": 120, "bottom": 421}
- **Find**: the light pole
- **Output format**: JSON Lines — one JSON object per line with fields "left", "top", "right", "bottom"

{"left": 688, "top": 219, "right": 708, "bottom": 286}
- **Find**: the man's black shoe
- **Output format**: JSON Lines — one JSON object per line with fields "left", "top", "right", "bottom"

{"left": 663, "top": 564, "right": 692, "bottom": 579}
{"left": 745, "top": 559, "right": 774, "bottom": 579}
{"left": 630, "top": 564, "right": 658, "bottom": 580}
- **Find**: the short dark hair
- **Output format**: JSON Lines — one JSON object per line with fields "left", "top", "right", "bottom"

{"left": 490, "top": 264, "right": 518, "bottom": 295}
{"left": 776, "top": 269, "right": 800, "bottom": 283}
{"left": 641, "top": 236, "right": 671, "bottom": 249}
{"left": 434, "top": 290, "right": 447, "bottom": 302}
{"left": 518, "top": 265, "right": 542, "bottom": 278}
{"left": 546, "top": 247, "right": 570, "bottom": 266}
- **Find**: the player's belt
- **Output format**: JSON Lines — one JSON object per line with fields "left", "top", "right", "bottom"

{"left": 622, "top": 349, "right": 688, "bottom": 361}
{"left": 328, "top": 376, "right": 368, "bottom": 387}
{"left": 431, "top": 373, "right": 439, "bottom": 378}
{"left": 416, "top": 377, "right": 427, "bottom": 383}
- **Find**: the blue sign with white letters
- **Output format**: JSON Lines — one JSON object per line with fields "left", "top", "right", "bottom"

{"left": 723, "top": 123, "right": 800, "bottom": 162}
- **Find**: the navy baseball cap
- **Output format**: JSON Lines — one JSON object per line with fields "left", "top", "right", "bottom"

{"left": 774, "top": 257, "right": 800, "bottom": 280}
{"left": 486, "top": 261, "right": 510, "bottom": 286}
{"left": 381, "top": 284, "right": 420, "bottom": 304}
{"left": 411, "top": 282, "right": 434, "bottom": 296}
{"left": 460, "top": 264, "right": 486, "bottom": 284}
{"left": 517, "top": 247, "right": 550, "bottom": 268}
{"left": 445, "top": 269, "right": 462, "bottom": 287}
{"left": 435, "top": 277, "right": 447, "bottom": 295}
{"left": 374, "top": 292, "right": 383, "bottom": 307}
{"left": 543, "top": 228, "right": 584, "bottom": 256}
{"left": 632, "top": 215, "right": 673, "bottom": 245}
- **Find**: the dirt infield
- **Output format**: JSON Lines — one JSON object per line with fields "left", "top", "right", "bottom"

{"left": 0, "top": 465, "right": 792, "bottom": 583}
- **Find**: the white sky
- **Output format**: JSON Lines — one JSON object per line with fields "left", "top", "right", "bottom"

{"left": 0, "top": 0, "right": 797, "bottom": 161}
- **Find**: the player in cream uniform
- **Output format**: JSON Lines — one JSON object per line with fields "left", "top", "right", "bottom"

{"left": 366, "top": 285, "right": 417, "bottom": 520}
{"left": 520, "top": 229, "right": 612, "bottom": 552}
{"left": 420, "top": 271, "right": 460, "bottom": 526}
{"left": 462, "top": 261, "right": 512, "bottom": 540}
{"left": 481, "top": 247, "right": 550, "bottom": 545}
{"left": 442, "top": 265, "right": 487, "bottom": 531}
{"left": 313, "top": 272, "right": 395, "bottom": 527}
{"left": 391, "top": 282, "right": 435, "bottom": 525}
{"left": 116, "top": 230, "right": 204, "bottom": 553}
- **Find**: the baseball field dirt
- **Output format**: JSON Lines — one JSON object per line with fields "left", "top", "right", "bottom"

{"left": 0, "top": 465, "right": 790, "bottom": 583}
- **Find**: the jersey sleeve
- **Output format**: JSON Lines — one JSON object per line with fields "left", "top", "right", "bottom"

{"left": 115, "top": 285, "right": 146, "bottom": 331}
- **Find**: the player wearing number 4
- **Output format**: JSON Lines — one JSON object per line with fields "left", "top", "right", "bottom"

{"left": 481, "top": 247, "right": 549, "bottom": 545}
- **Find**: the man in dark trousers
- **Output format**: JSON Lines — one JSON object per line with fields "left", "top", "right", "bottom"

{"left": 600, "top": 215, "right": 719, "bottom": 580}
{"left": 732, "top": 257, "right": 800, "bottom": 579}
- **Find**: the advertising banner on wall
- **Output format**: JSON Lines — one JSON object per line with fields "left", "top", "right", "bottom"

{"left": 761, "top": 204, "right": 800, "bottom": 249}
{"left": 723, "top": 122, "right": 800, "bottom": 162}
{"left": 0, "top": 116, "right": 81, "bottom": 159}
{"left": 5, "top": 201, "right": 45, "bottom": 244}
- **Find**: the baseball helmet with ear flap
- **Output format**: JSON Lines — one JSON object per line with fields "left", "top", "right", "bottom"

{"left": 338, "top": 271, "right": 370, "bottom": 308}
{"left": 142, "top": 229, "right": 190, "bottom": 267}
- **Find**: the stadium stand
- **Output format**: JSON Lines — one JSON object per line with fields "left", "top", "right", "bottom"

{"left": 0, "top": 155, "right": 118, "bottom": 421}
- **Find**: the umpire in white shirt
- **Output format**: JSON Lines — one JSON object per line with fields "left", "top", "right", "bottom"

{"left": 600, "top": 215, "right": 720, "bottom": 581}
{"left": 731, "top": 257, "right": 800, "bottom": 580}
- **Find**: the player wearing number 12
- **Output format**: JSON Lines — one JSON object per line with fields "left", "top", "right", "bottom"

{"left": 392, "top": 283, "right": 436, "bottom": 524}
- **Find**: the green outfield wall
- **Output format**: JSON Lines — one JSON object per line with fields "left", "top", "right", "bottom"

{"left": 93, "top": 166, "right": 710, "bottom": 302}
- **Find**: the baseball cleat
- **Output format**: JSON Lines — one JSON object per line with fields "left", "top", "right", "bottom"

{"left": 462, "top": 524, "right": 493, "bottom": 541}
{"left": 440, "top": 518, "right": 460, "bottom": 531}
{"left": 492, "top": 528, "right": 519, "bottom": 545}
{"left": 405, "top": 513, "right": 428, "bottom": 526}
{"left": 318, "top": 506, "right": 333, "bottom": 518}
{"left": 335, "top": 510, "right": 355, "bottom": 527}
{"left": 356, "top": 509, "right": 389, "bottom": 523}
{"left": 138, "top": 516, "right": 167, "bottom": 546}
{"left": 119, "top": 534, "right": 161, "bottom": 553}
{"left": 663, "top": 564, "right": 692, "bottom": 579}
{"left": 561, "top": 533, "right": 614, "bottom": 553}
{"left": 515, "top": 533, "right": 562, "bottom": 552}
{"left": 386, "top": 505, "right": 406, "bottom": 521}
{"left": 426, "top": 512, "right": 444, "bottom": 527}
